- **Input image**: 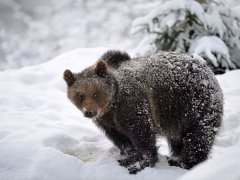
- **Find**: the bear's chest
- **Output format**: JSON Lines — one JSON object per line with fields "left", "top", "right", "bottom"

{"left": 96, "top": 112, "right": 118, "bottom": 129}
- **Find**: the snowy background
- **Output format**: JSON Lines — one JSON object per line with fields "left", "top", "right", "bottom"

{"left": 0, "top": 0, "right": 157, "bottom": 70}
{"left": 1, "top": 0, "right": 240, "bottom": 180}
{"left": 1, "top": 0, "right": 240, "bottom": 70}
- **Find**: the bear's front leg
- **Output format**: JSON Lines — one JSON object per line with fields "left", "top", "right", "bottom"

{"left": 117, "top": 148, "right": 140, "bottom": 167}
{"left": 118, "top": 96, "right": 158, "bottom": 174}
{"left": 103, "top": 127, "right": 139, "bottom": 166}
{"left": 126, "top": 127, "right": 158, "bottom": 174}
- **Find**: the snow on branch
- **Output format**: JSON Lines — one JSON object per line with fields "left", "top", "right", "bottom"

{"left": 131, "top": 0, "right": 240, "bottom": 74}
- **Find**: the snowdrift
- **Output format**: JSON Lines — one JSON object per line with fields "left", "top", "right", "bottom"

{"left": 0, "top": 48, "right": 239, "bottom": 180}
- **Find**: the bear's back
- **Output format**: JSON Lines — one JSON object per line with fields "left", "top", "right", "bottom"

{"left": 115, "top": 51, "right": 214, "bottom": 90}
{"left": 112, "top": 51, "right": 223, "bottom": 136}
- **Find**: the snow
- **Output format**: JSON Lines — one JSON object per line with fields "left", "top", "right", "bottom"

{"left": 189, "top": 36, "right": 232, "bottom": 67}
{"left": 0, "top": 48, "right": 240, "bottom": 179}
{"left": 131, "top": 0, "right": 240, "bottom": 71}
{"left": 178, "top": 147, "right": 240, "bottom": 180}
{"left": 191, "top": 53, "right": 206, "bottom": 65}
{"left": 131, "top": 0, "right": 206, "bottom": 34}
{"left": 0, "top": 0, "right": 158, "bottom": 70}
{"left": 1, "top": 0, "right": 240, "bottom": 71}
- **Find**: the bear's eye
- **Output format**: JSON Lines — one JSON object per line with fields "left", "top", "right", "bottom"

{"left": 93, "top": 93, "right": 98, "bottom": 100}
{"left": 79, "top": 95, "right": 84, "bottom": 102}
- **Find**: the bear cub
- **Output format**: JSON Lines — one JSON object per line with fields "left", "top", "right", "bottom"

{"left": 63, "top": 50, "right": 223, "bottom": 174}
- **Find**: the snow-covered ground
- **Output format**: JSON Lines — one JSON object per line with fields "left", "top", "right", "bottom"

{"left": 0, "top": 48, "right": 240, "bottom": 180}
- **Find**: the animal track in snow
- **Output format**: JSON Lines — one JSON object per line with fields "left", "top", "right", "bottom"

{"left": 44, "top": 134, "right": 108, "bottom": 163}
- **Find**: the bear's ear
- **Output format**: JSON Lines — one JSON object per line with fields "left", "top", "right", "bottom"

{"left": 94, "top": 60, "right": 108, "bottom": 77}
{"left": 63, "top": 69, "right": 75, "bottom": 86}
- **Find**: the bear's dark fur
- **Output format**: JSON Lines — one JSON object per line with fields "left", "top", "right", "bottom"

{"left": 63, "top": 50, "right": 223, "bottom": 174}
{"left": 100, "top": 50, "right": 131, "bottom": 68}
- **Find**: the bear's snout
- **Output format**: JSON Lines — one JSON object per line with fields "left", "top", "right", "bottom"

{"left": 83, "top": 109, "right": 97, "bottom": 118}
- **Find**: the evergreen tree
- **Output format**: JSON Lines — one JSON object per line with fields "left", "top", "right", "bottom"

{"left": 131, "top": 0, "right": 240, "bottom": 74}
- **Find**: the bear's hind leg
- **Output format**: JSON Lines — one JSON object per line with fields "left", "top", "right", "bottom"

{"left": 180, "top": 127, "right": 212, "bottom": 169}
{"left": 167, "top": 138, "right": 183, "bottom": 167}
{"left": 180, "top": 95, "right": 222, "bottom": 169}
{"left": 180, "top": 113, "right": 221, "bottom": 169}
{"left": 168, "top": 138, "right": 183, "bottom": 157}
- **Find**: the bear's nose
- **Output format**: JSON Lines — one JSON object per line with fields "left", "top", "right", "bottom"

{"left": 84, "top": 110, "right": 96, "bottom": 118}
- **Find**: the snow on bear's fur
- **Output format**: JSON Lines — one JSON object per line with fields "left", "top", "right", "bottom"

{"left": 63, "top": 50, "right": 223, "bottom": 174}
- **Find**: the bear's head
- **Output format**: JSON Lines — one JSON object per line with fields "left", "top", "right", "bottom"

{"left": 63, "top": 60, "right": 117, "bottom": 119}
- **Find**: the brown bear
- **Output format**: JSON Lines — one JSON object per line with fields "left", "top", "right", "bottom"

{"left": 63, "top": 50, "right": 223, "bottom": 174}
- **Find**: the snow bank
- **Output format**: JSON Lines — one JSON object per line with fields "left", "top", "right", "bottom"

{"left": 0, "top": 48, "right": 240, "bottom": 180}
{"left": 178, "top": 147, "right": 240, "bottom": 180}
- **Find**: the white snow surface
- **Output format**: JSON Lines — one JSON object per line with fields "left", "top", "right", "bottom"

{"left": 0, "top": 48, "right": 240, "bottom": 180}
